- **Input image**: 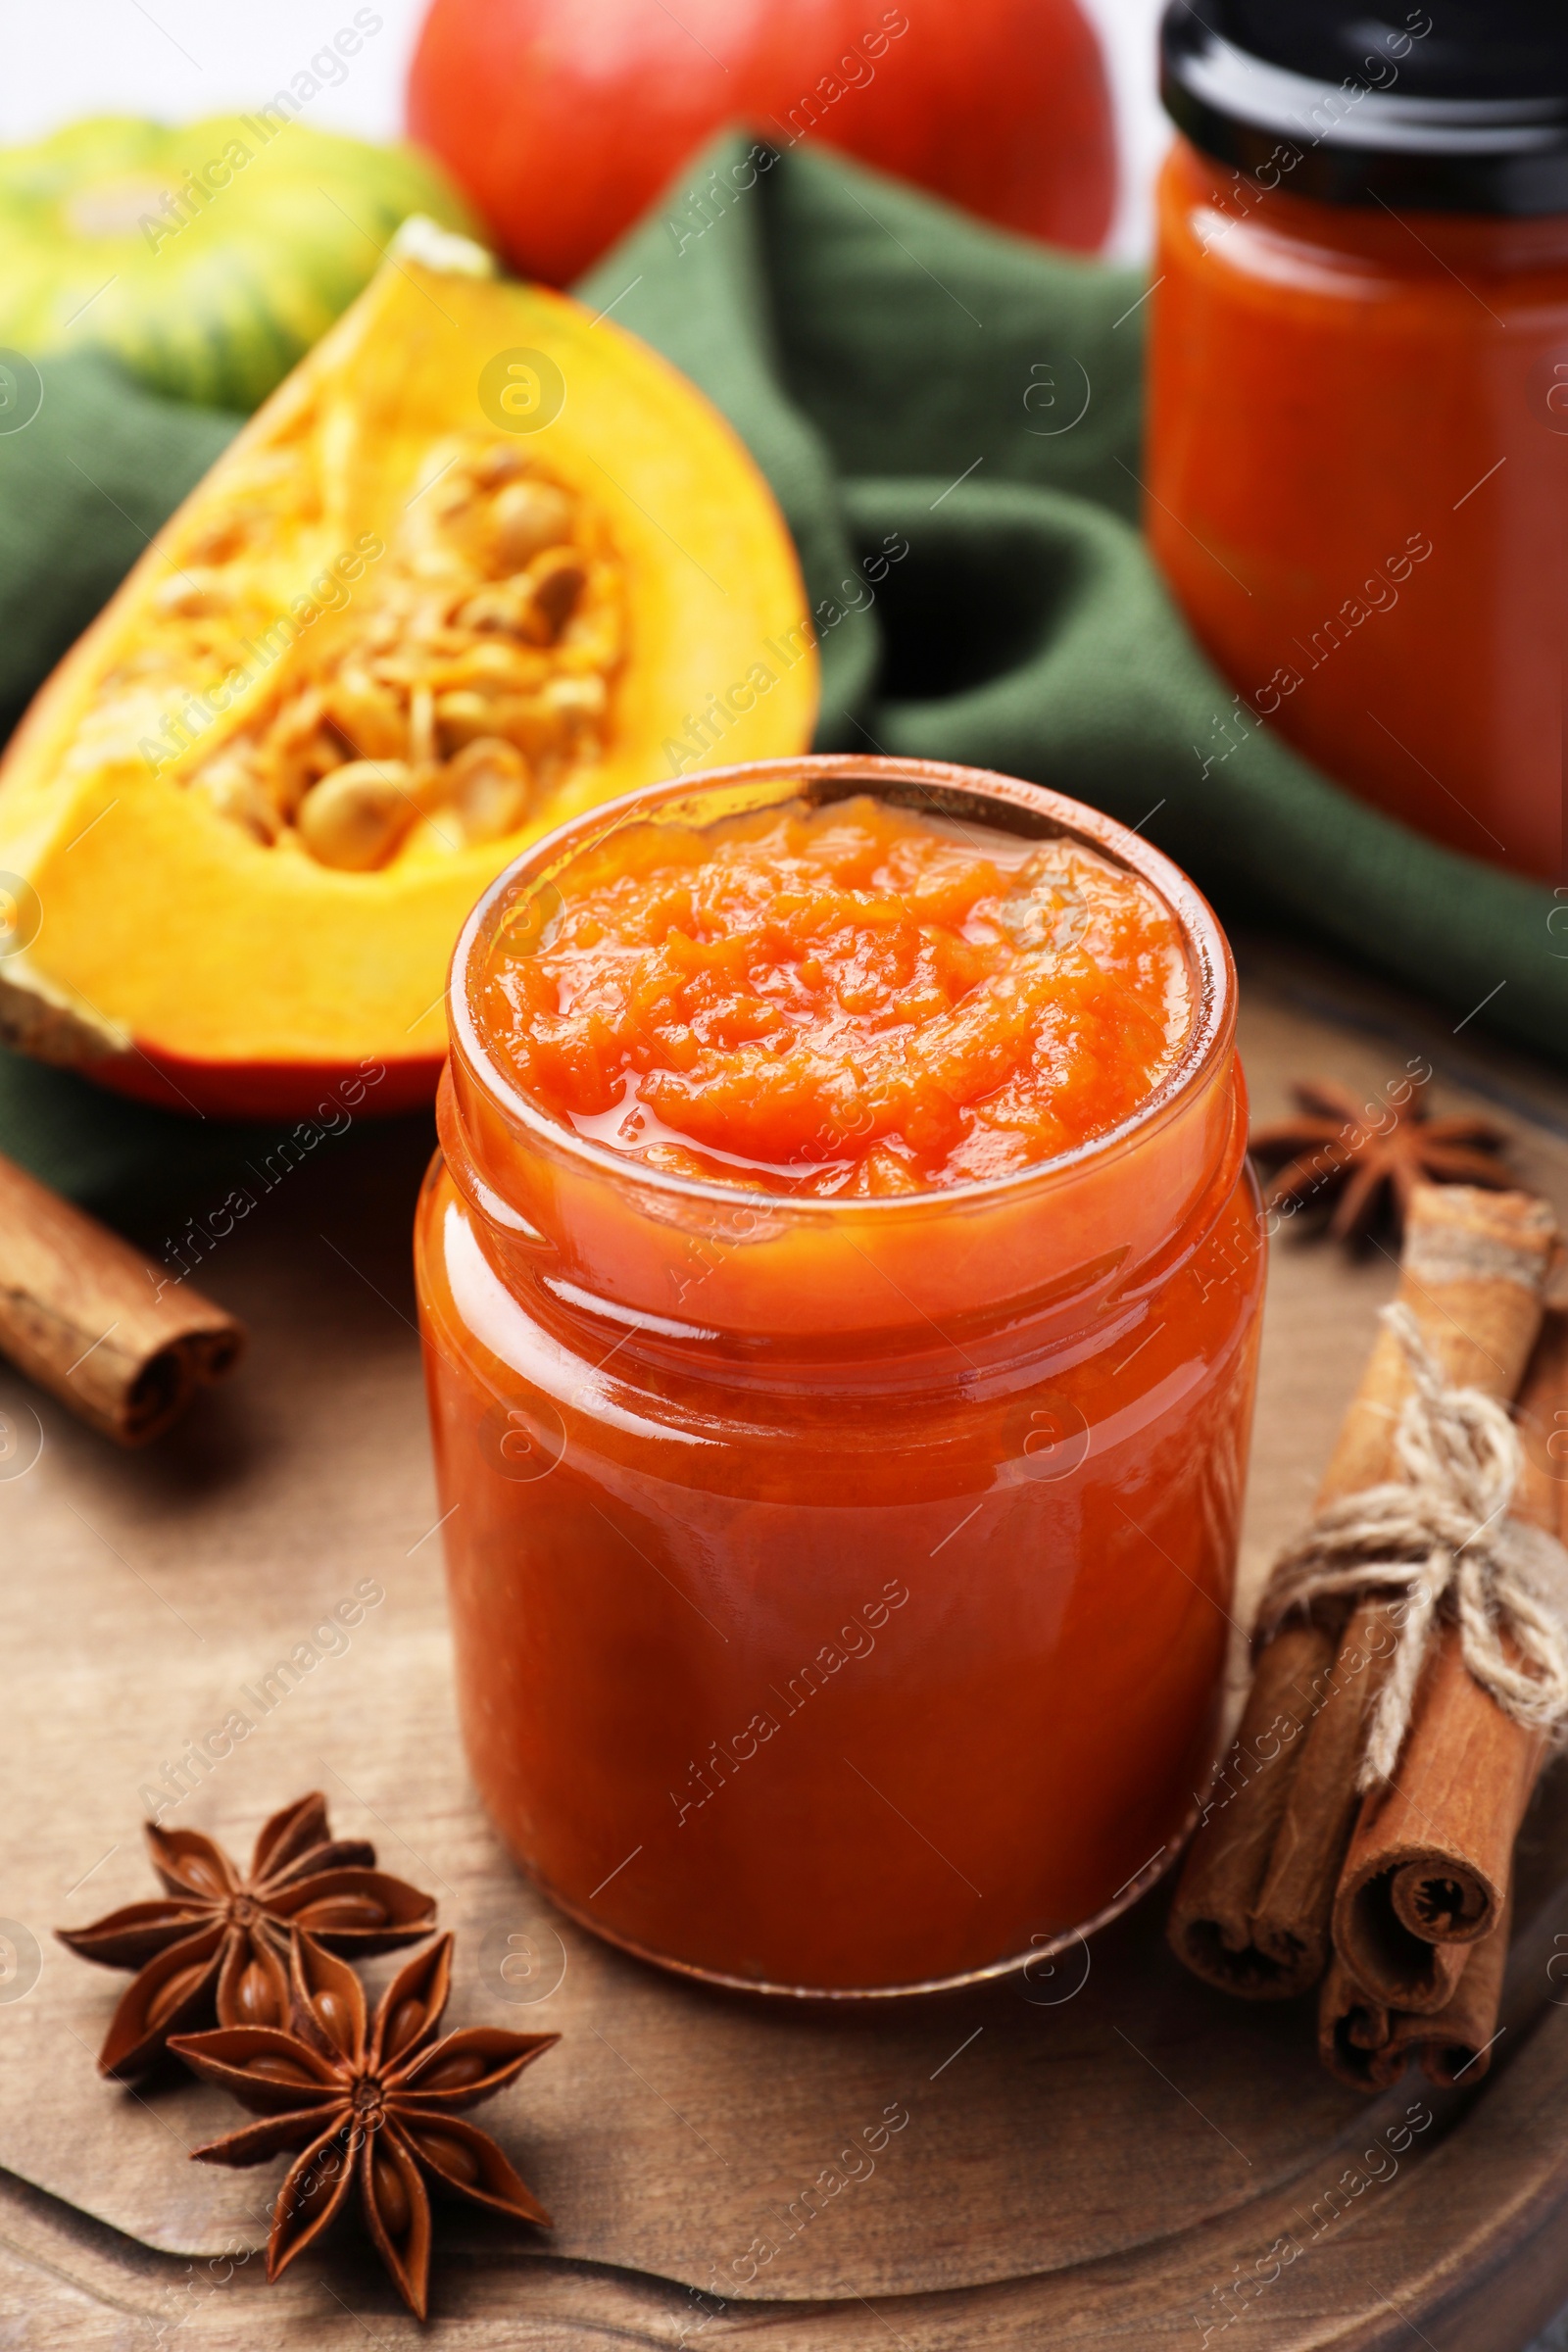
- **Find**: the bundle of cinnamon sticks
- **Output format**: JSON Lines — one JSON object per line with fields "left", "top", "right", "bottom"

{"left": 1170, "top": 1183, "right": 1566, "bottom": 2091}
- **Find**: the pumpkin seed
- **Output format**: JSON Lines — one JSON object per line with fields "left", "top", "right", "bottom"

{"left": 297, "top": 762, "right": 418, "bottom": 871}
{"left": 544, "top": 673, "right": 608, "bottom": 724}
{"left": 492, "top": 478, "right": 573, "bottom": 570}
{"left": 445, "top": 739, "right": 532, "bottom": 845}
{"left": 322, "top": 667, "right": 406, "bottom": 761}
{"left": 190, "top": 758, "right": 280, "bottom": 846}
{"left": 525, "top": 552, "right": 586, "bottom": 642}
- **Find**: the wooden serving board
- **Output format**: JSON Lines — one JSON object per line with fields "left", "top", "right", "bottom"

{"left": 5, "top": 934, "right": 1568, "bottom": 2350}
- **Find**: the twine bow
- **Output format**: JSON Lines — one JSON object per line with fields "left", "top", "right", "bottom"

{"left": 1255, "top": 1302, "right": 1568, "bottom": 1788}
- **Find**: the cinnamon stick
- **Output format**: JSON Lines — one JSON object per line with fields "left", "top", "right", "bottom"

{"left": 1319, "top": 1187, "right": 1558, "bottom": 1493}
{"left": 1318, "top": 1898, "right": 1512, "bottom": 2093}
{"left": 1513, "top": 1300, "right": 1568, "bottom": 1537}
{"left": 1332, "top": 1281, "right": 1563, "bottom": 2012}
{"left": 1419, "top": 1902, "right": 1512, "bottom": 2088}
{"left": 1166, "top": 1621, "right": 1336, "bottom": 1994}
{"left": 1245, "top": 1597, "right": 1396, "bottom": 1996}
{"left": 1391, "top": 1310, "right": 1567, "bottom": 2086}
{"left": 1318, "top": 1953, "right": 1396, "bottom": 2089}
{"left": 0, "top": 1151, "right": 243, "bottom": 1445}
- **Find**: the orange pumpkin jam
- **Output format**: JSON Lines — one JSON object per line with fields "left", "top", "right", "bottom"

{"left": 479, "top": 795, "right": 1193, "bottom": 1194}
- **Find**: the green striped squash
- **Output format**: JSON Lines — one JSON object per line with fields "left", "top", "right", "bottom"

{"left": 0, "top": 115, "right": 484, "bottom": 412}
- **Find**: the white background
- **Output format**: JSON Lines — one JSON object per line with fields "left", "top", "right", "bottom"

{"left": 0, "top": 0, "right": 1172, "bottom": 261}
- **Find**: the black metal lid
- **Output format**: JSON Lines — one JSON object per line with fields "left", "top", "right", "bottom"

{"left": 1160, "top": 3, "right": 1568, "bottom": 214}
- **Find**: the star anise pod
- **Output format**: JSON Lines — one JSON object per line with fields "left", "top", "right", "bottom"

{"left": 171, "top": 1929, "right": 557, "bottom": 2321}
{"left": 1250, "top": 1072, "right": 1513, "bottom": 1245}
{"left": 56, "top": 1792, "right": 436, "bottom": 2080}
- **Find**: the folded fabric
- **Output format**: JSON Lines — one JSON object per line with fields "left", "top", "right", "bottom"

{"left": 2, "top": 137, "right": 1561, "bottom": 1204}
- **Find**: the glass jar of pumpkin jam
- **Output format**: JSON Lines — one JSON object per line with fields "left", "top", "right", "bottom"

{"left": 1152, "top": 7, "right": 1568, "bottom": 879}
{"left": 415, "top": 757, "right": 1264, "bottom": 1994}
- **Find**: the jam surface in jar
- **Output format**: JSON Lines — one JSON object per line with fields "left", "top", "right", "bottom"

{"left": 418, "top": 760, "right": 1264, "bottom": 1996}
{"left": 478, "top": 795, "right": 1193, "bottom": 1195}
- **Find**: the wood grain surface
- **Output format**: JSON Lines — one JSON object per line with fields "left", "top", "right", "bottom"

{"left": 5, "top": 933, "right": 1568, "bottom": 2348}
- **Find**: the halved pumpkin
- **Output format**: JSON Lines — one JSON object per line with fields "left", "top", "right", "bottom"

{"left": 0, "top": 219, "right": 816, "bottom": 1117}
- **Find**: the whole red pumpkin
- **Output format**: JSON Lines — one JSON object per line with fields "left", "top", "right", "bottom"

{"left": 406, "top": 0, "right": 1117, "bottom": 286}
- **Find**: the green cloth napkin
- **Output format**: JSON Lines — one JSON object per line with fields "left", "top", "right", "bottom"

{"left": 3, "top": 139, "right": 1562, "bottom": 1204}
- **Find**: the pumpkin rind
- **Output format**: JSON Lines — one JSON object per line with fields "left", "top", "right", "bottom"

{"left": 0, "top": 226, "right": 817, "bottom": 1117}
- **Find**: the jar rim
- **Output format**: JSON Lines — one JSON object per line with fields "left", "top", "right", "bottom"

{"left": 446, "top": 755, "right": 1237, "bottom": 1222}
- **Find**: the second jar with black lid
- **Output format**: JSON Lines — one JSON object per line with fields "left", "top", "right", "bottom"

{"left": 1151, "top": 2, "right": 1568, "bottom": 880}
